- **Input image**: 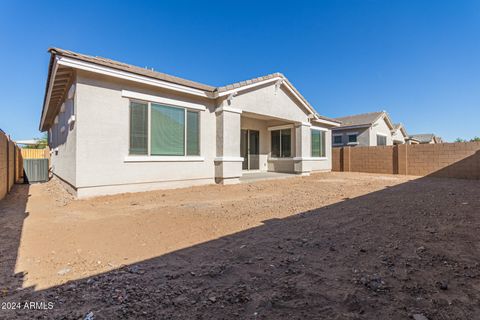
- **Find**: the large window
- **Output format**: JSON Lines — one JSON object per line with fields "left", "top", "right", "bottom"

{"left": 271, "top": 129, "right": 291, "bottom": 158}
{"left": 311, "top": 129, "right": 326, "bottom": 157}
{"left": 129, "top": 101, "right": 200, "bottom": 156}
{"left": 376, "top": 134, "right": 387, "bottom": 146}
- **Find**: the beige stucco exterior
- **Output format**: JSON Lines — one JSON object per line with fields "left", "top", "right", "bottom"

{"left": 47, "top": 70, "right": 336, "bottom": 198}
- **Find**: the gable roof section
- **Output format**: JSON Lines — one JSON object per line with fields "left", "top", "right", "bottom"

{"left": 215, "top": 73, "right": 340, "bottom": 125}
{"left": 333, "top": 111, "right": 394, "bottom": 130}
{"left": 393, "top": 123, "right": 408, "bottom": 137}
{"left": 40, "top": 48, "right": 340, "bottom": 130}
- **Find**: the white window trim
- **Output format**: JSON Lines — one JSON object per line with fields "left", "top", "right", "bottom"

{"left": 347, "top": 132, "right": 359, "bottom": 144}
{"left": 270, "top": 128, "right": 292, "bottom": 158}
{"left": 128, "top": 99, "right": 202, "bottom": 158}
{"left": 311, "top": 128, "right": 327, "bottom": 158}
{"left": 124, "top": 156, "right": 204, "bottom": 162}
{"left": 122, "top": 90, "right": 206, "bottom": 111}
{"left": 376, "top": 132, "right": 388, "bottom": 136}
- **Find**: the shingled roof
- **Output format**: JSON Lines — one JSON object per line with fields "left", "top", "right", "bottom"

{"left": 334, "top": 111, "right": 387, "bottom": 128}
{"left": 49, "top": 48, "right": 216, "bottom": 92}
{"left": 43, "top": 48, "right": 340, "bottom": 126}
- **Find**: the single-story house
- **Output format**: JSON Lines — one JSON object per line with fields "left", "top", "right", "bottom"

{"left": 331, "top": 111, "right": 395, "bottom": 147}
{"left": 39, "top": 48, "right": 341, "bottom": 198}
{"left": 407, "top": 134, "right": 443, "bottom": 144}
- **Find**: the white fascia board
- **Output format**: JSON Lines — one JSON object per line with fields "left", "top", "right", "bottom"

{"left": 282, "top": 81, "right": 318, "bottom": 117}
{"left": 39, "top": 59, "right": 59, "bottom": 131}
{"left": 215, "top": 106, "right": 242, "bottom": 114}
{"left": 310, "top": 126, "right": 328, "bottom": 132}
{"left": 57, "top": 56, "right": 211, "bottom": 98}
{"left": 122, "top": 90, "right": 207, "bottom": 111}
{"left": 332, "top": 124, "right": 370, "bottom": 130}
{"left": 313, "top": 118, "right": 341, "bottom": 127}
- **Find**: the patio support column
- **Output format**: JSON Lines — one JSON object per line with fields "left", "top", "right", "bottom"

{"left": 293, "top": 122, "right": 312, "bottom": 176}
{"left": 214, "top": 105, "right": 243, "bottom": 184}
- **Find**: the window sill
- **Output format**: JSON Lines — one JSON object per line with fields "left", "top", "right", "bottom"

{"left": 347, "top": 142, "right": 359, "bottom": 146}
{"left": 124, "top": 156, "right": 204, "bottom": 162}
{"left": 268, "top": 157, "right": 294, "bottom": 161}
{"left": 293, "top": 157, "right": 327, "bottom": 161}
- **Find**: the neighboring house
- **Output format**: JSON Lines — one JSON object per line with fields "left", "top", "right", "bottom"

{"left": 40, "top": 48, "right": 340, "bottom": 198}
{"left": 332, "top": 111, "right": 395, "bottom": 147}
{"left": 408, "top": 134, "right": 443, "bottom": 144}
{"left": 391, "top": 123, "right": 409, "bottom": 145}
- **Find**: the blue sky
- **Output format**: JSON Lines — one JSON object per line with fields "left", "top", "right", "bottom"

{"left": 1, "top": 1, "right": 479, "bottom": 142}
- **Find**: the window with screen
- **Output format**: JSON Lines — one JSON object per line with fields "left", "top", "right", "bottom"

{"left": 271, "top": 129, "right": 291, "bottom": 158}
{"left": 311, "top": 129, "right": 326, "bottom": 157}
{"left": 129, "top": 101, "right": 200, "bottom": 156}
{"left": 377, "top": 134, "right": 387, "bottom": 146}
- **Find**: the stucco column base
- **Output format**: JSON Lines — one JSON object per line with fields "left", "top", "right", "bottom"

{"left": 214, "top": 158, "right": 243, "bottom": 185}
{"left": 293, "top": 158, "right": 312, "bottom": 176}
{"left": 215, "top": 177, "right": 241, "bottom": 185}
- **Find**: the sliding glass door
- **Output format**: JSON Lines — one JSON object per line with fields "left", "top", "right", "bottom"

{"left": 240, "top": 130, "right": 260, "bottom": 170}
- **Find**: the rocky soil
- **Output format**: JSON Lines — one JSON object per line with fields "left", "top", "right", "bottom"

{"left": 0, "top": 173, "right": 479, "bottom": 319}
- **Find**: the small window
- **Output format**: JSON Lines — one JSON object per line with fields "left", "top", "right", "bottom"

{"left": 271, "top": 129, "right": 291, "bottom": 158}
{"left": 311, "top": 129, "right": 326, "bottom": 157}
{"left": 377, "top": 134, "right": 387, "bottom": 146}
{"left": 129, "top": 102, "right": 148, "bottom": 155}
{"left": 186, "top": 111, "right": 200, "bottom": 156}
{"left": 348, "top": 134, "right": 357, "bottom": 143}
{"left": 333, "top": 135, "right": 342, "bottom": 144}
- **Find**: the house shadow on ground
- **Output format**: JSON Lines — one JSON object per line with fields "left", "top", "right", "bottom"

{"left": 0, "top": 185, "right": 30, "bottom": 298}
{"left": 1, "top": 170, "right": 480, "bottom": 319}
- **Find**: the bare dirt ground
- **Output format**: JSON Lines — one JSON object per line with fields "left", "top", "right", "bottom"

{"left": 0, "top": 172, "right": 479, "bottom": 319}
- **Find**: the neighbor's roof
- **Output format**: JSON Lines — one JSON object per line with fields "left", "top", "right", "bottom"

{"left": 41, "top": 48, "right": 340, "bottom": 130}
{"left": 333, "top": 111, "right": 394, "bottom": 129}
{"left": 409, "top": 134, "right": 441, "bottom": 143}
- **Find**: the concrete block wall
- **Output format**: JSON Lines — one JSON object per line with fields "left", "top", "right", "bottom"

{"left": 332, "top": 142, "right": 480, "bottom": 180}
{"left": 0, "top": 131, "right": 23, "bottom": 200}
{"left": 0, "top": 133, "right": 7, "bottom": 199}
{"left": 349, "top": 145, "right": 395, "bottom": 174}
{"left": 407, "top": 142, "right": 480, "bottom": 179}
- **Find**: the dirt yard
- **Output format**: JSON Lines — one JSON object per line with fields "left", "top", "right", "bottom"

{"left": 0, "top": 172, "right": 479, "bottom": 319}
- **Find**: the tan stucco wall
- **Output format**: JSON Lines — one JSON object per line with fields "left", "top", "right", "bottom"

{"left": 370, "top": 117, "right": 393, "bottom": 146}
{"left": 74, "top": 71, "right": 217, "bottom": 196}
{"left": 49, "top": 81, "right": 77, "bottom": 187}
{"left": 47, "top": 70, "right": 334, "bottom": 197}
{"left": 391, "top": 128, "right": 406, "bottom": 144}
{"left": 228, "top": 83, "right": 311, "bottom": 123}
